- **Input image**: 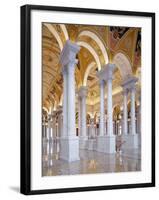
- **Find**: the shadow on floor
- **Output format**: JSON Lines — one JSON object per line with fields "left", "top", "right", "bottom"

{"left": 9, "top": 186, "right": 19, "bottom": 193}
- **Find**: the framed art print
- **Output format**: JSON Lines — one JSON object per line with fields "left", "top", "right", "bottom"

{"left": 20, "top": 4, "right": 155, "bottom": 195}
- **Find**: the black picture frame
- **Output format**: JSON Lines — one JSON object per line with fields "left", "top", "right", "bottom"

{"left": 20, "top": 4, "right": 155, "bottom": 195}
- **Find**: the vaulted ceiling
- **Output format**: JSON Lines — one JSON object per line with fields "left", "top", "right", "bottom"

{"left": 42, "top": 23, "right": 141, "bottom": 112}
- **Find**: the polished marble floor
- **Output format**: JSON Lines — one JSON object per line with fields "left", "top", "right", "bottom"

{"left": 42, "top": 139, "right": 141, "bottom": 176}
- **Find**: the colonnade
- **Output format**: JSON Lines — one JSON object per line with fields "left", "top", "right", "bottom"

{"left": 78, "top": 86, "right": 88, "bottom": 149}
{"left": 121, "top": 77, "right": 139, "bottom": 149}
{"left": 42, "top": 40, "right": 140, "bottom": 162}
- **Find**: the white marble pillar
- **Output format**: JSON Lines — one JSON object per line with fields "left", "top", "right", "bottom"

{"left": 88, "top": 117, "right": 96, "bottom": 150}
{"left": 123, "top": 89, "right": 128, "bottom": 135}
{"left": 97, "top": 116, "right": 100, "bottom": 136}
{"left": 130, "top": 86, "right": 136, "bottom": 135}
{"left": 57, "top": 106, "right": 63, "bottom": 139}
{"left": 52, "top": 113, "right": 57, "bottom": 141}
{"left": 105, "top": 64, "right": 116, "bottom": 153}
{"left": 99, "top": 80, "right": 106, "bottom": 136}
{"left": 121, "top": 77, "right": 138, "bottom": 150}
{"left": 59, "top": 40, "right": 80, "bottom": 162}
{"left": 78, "top": 86, "right": 88, "bottom": 149}
{"left": 46, "top": 122, "right": 49, "bottom": 141}
{"left": 105, "top": 115, "right": 107, "bottom": 135}
{"left": 89, "top": 118, "right": 96, "bottom": 138}
{"left": 78, "top": 86, "right": 87, "bottom": 137}
{"left": 96, "top": 63, "right": 116, "bottom": 153}
{"left": 44, "top": 124, "right": 47, "bottom": 138}
{"left": 137, "top": 104, "right": 141, "bottom": 134}
{"left": 67, "top": 63, "right": 76, "bottom": 136}
{"left": 62, "top": 69, "right": 67, "bottom": 138}
{"left": 107, "top": 77, "right": 113, "bottom": 136}
{"left": 42, "top": 118, "right": 47, "bottom": 143}
{"left": 42, "top": 123, "right": 45, "bottom": 138}
{"left": 47, "top": 115, "right": 52, "bottom": 141}
{"left": 137, "top": 101, "right": 141, "bottom": 148}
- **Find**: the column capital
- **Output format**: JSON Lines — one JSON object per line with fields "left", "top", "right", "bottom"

{"left": 97, "top": 63, "right": 116, "bottom": 81}
{"left": 90, "top": 117, "right": 95, "bottom": 123}
{"left": 99, "top": 79, "right": 106, "bottom": 86}
{"left": 60, "top": 40, "right": 80, "bottom": 67}
{"left": 42, "top": 115, "right": 46, "bottom": 121}
{"left": 48, "top": 114, "right": 52, "bottom": 120}
{"left": 78, "top": 86, "right": 88, "bottom": 98}
{"left": 122, "top": 76, "right": 138, "bottom": 91}
{"left": 105, "top": 63, "right": 116, "bottom": 81}
{"left": 129, "top": 86, "right": 136, "bottom": 93}
{"left": 57, "top": 105, "right": 63, "bottom": 114}
{"left": 51, "top": 111, "right": 57, "bottom": 118}
{"left": 122, "top": 88, "right": 129, "bottom": 96}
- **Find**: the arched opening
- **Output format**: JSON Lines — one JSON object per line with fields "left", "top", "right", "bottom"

{"left": 113, "top": 52, "right": 132, "bottom": 81}
{"left": 76, "top": 41, "right": 101, "bottom": 70}
{"left": 83, "top": 62, "right": 96, "bottom": 86}
{"left": 113, "top": 105, "right": 122, "bottom": 136}
{"left": 78, "top": 30, "right": 109, "bottom": 64}
{"left": 127, "top": 100, "right": 138, "bottom": 134}
{"left": 44, "top": 23, "right": 64, "bottom": 50}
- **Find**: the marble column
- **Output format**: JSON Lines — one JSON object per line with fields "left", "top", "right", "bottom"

{"left": 62, "top": 68, "right": 67, "bottom": 138}
{"left": 105, "top": 114, "right": 107, "bottom": 135}
{"left": 137, "top": 100, "right": 141, "bottom": 148}
{"left": 99, "top": 80, "right": 106, "bottom": 136}
{"left": 106, "top": 64, "right": 116, "bottom": 153}
{"left": 107, "top": 77, "right": 113, "bottom": 136}
{"left": 44, "top": 124, "right": 47, "bottom": 138}
{"left": 130, "top": 86, "right": 136, "bottom": 135}
{"left": 138, "top": 96, "right": 141, "bottom": 135}
{"left": 46, "top": 115, "right": 53, "bottom": 156}
{"left": 47, "top": 115, "right": 52, "bottom": 141}
{"left": 42, "top": 117, "right": 47, "bottom": 144}
{"left": 51, "top": 112, "right": 55, "bottom": 141}
{"left": 97, "top": 63, "right": 116, "bottom": 153}
{"left": 121, "top": 77, "right": 138, "bottom": 150}
{"left": 42, "top": 120, "right": 45, "bottom": 138}
{"left": 59, "top": 40, "right": 80, "bottom": 162}
{"left": 78, "top": 86, "right": 88, "bottom": 149}
{"left": 67, "top": 63, "right": 76, "bottom": 136}
{"left": 46, "top": 122, "right": 49, "bottom": 141}
{"left": 123, "top": 89, "right": 128, "bottom": 135}
{"left": 129, "top": 85, "right": 138, "bottom": 149}
{"left": 88, "top": 117, "right": 96, "bottom": 150}
{"left": 57, "top": 106, "right": 63, "bottom": 139}
{"left": 89, "top": 117, "right": 96, "bottom": 138}
{"left": 42, "top": 120, "right": 47, "bottom": 155}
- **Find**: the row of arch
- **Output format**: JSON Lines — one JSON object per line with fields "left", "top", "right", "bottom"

{"left": 43, "top": 100, "right": 139, "bottom": 124}
{"left": 75, "top": 101, "right": 139, "bottom": 124}
{"left": 43, "top": 23, "right": 136, "bottom": 112}
{"left": 44, "top": 23, "right": 133, "bottom": 80}
{"left": 43, "top": 102, "right": 140, "bottom": 138}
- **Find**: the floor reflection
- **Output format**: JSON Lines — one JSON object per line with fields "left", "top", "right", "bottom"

{"left": 42, "top": 139, "right": 141, "bottom": 176}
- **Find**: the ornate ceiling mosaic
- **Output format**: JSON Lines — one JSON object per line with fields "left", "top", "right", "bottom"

{"left": 42, "top": 23, "right": 141, "bottom": 113}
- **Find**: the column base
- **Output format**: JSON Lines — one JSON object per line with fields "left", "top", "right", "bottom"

{"left": 59, "top": 136, "right": 80, "bottom": 162}
{"left": 97, "top": 135, "right": 116, "bottom": 153}
{"left": 79, "top": 136, "right": 88, "bottom": 149}
{"left": 87, "top": 139, "right": 96, "bottom": 150}
{"left": 121, "top": 134, "right": 138, "bottom": 150}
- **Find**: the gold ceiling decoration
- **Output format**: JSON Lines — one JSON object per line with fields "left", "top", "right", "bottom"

{"left": 42, "top": 23, "right": 141, "bottom": 111}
